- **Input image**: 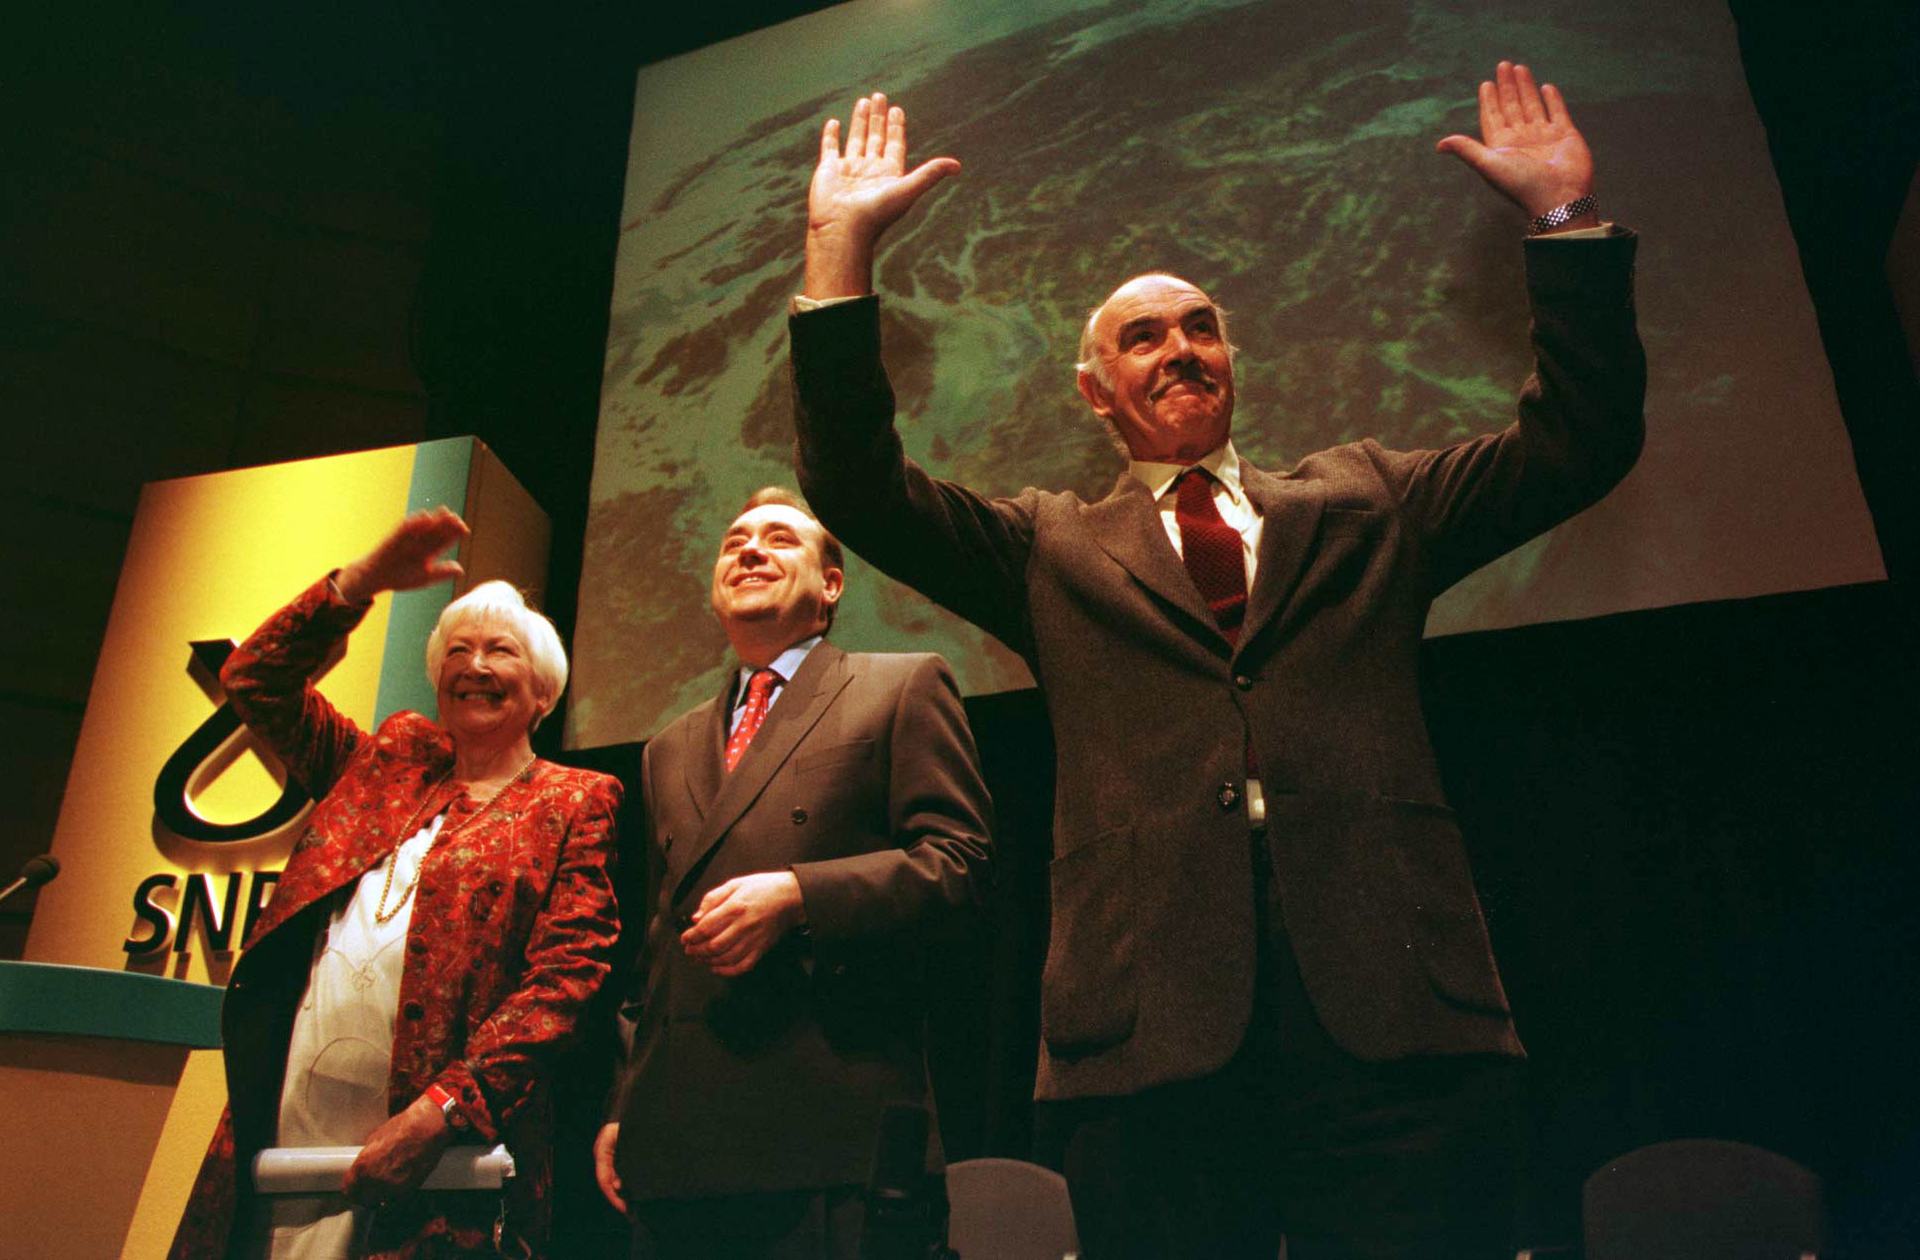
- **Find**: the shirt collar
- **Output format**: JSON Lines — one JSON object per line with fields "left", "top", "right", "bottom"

{"left": 733, "top": 635, "right": 823, "bottom": 706}
{"left": 1128, "top": 440, "right": 1247, "bottom": 506}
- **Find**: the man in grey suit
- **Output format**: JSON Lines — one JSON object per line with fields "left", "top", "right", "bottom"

{"left": 788, "top": 63, "right": 1645, "bottom": 1259}
{"left": 595, "top": 487, "right": 993, "bottom": 1259}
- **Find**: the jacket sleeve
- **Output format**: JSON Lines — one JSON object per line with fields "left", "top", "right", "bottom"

{"left": 788, "top": 655, "right": 994, "bottom": 940}
{"left": 434, "top": 771, "right": 624, "bottom": 1140}
{"left": 790, "top": 296, "right": 1041, "bottom": 658}
{"left": 217, "top": 575, "right": 374, "bottom": 798}
{"left": 1381, "top": 231, "right": 1648, "bottom": 596}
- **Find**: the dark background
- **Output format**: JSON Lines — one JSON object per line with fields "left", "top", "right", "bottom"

{"left": 4, "top": 0, "right": 1917, "bottom": 1253}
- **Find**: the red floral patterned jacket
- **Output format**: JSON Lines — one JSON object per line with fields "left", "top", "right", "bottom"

{"left": 168, "top": 577, "right": 622, "bottom": 1259}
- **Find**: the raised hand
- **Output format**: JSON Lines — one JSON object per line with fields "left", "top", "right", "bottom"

{"left": 1436, "top": 62, "right": 1596, "bottom": 226}
{"left": 335, "top": 506, "right": 469, "bottom": 605}
{"left": 804, "top": 93, "right": 960, "bottom": 299}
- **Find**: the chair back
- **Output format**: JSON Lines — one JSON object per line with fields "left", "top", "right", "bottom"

{"left": 1583, "top": 1138, "right": 1823, "bottom": 1260}
{"left": 946, "top": 1157, "right": 1080, "bottom": 1260}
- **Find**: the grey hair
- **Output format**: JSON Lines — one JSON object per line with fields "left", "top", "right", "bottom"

{"left": 1075, "top": 307, "right": 1113, "bottom": 389}
{"left": 424, "top": 580, "right": 569, "bottom": 730}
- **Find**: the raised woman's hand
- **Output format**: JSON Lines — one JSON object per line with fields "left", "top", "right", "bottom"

{"left": 335, "top": 507, "right": 470, "bottom": 605}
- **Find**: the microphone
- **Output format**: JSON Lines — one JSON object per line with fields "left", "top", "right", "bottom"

{"left": 860, "top": 1104, "right": 954, "bottom": 1260}
{"left": 0, "top": 854, "right": 59, "bottom": 907}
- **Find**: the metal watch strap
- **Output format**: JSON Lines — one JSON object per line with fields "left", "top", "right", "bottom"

{"left": 1528, "top": 194, "right": 1599, "bottom": 236}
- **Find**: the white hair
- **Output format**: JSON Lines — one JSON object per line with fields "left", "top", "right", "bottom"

{"left": 1075, "top": 307, "right": 1113, "bottom": 389}
{"left": 424, "top": 580, "right": 569, "bottom": 729}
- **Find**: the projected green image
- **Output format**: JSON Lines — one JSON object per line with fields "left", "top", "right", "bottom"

{"left": 568, "top": 0, "right": 1879, "bottom": 748}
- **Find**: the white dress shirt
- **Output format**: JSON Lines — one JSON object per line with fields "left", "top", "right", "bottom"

{"left": 1127, "top": 439, "right": 1265, "bottom": 589}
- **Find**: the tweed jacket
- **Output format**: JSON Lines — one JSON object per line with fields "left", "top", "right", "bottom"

{"left": 610, "top": 640, "right": 992, "bottom": 1201}
{"left": 169, "top": 577, "right": 622, "bottom": 1259}
{"left": 792, "top": 233, "right": 1646, "bottom": 1102}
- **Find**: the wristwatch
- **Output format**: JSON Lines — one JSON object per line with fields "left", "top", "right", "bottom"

{"left": 424, "top": 1082, "right": 463, "bottom": 1128}
{"left": 1528, "top": 194, "right": 1599, "bottom": 236}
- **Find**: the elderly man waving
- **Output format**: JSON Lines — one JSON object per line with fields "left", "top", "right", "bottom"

{"left": 788, "top": 63, "right": 1644, "bottom": 1259}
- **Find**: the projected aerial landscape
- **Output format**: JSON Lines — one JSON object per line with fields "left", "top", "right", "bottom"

{"left": 569, "top": 0, "right": 1879, "bottom": 747}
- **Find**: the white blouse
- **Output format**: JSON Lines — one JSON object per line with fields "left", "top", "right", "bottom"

{"left": 252, "top": 814, "right": 442, "bottom": 1259}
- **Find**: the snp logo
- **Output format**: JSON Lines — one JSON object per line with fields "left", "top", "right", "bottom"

{"left": 126, "top": 639, "right": 313, "bottom": 957}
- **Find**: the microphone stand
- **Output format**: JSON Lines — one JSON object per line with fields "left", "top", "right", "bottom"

{"left": 0, "top": 856, "right": 58, "bottom": 907}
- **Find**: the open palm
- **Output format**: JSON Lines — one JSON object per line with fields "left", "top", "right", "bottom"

{"left": 1437, "top": 62, "right": 1594, "bottom": 217}
{"left": 809, "top": 93, "right": 959, "bottom": 242}
{"left": 804, "top": 93, "right": 959, "bottom": 297}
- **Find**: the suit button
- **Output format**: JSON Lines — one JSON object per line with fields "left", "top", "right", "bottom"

{"left": 831, "top": 964, "right": 848, "bottom": 977}
{"left": 674, "top": 913, "right": 694, "bottom": 931}
{"left": 1234, "top": 674, "right": 1254, "bottom": 691}
{"left": 1217, "top": 783, "right": 1240, "bottom": 811}
{"left": 403, "top": 1002, "right": 424, "bottom": 1021}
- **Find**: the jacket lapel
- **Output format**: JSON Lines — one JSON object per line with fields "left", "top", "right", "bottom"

{"left": 248, "top": 752, "right": 455, "bottom": 944}
{"left": 1238, "top": 461, "right": 1326, "bottom": 655}
{"left": 669, "top": 641, "right": 852, "bottom": 906}
{"left": 1083, "top": 473, "right": 1221, "bottom": 641}
{"left": 679, "top": 671, "right": 732, "bottom": 822}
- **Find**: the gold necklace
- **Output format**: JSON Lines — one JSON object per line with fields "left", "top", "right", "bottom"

{"left": 372, "top": 754, "right": 537, "bottom": 924}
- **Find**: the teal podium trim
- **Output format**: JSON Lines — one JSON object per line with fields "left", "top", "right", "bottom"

{"left": 376, "top": 436, "right": 475, "bottom": 725}
{"left": 0, "top": 961, "right": 223, "bottom": 1048}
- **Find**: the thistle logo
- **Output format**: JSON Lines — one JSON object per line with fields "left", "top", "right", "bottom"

{"left": 126, "top": 639, "right": 311, "bottom": 955}
{"left": 151, "top": 639, "right": 310, "bottom": 842}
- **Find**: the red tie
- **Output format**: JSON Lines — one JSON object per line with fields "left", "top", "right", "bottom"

{"left": 1175, "top": 468, "right": 1247, "bottom": 644}
{"left": 724, "top": 668, "right": 780, "bottom": 772}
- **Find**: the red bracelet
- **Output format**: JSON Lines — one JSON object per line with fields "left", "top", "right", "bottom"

{"left": 424, "top": 1082, "right": 459, "bottom": 1122}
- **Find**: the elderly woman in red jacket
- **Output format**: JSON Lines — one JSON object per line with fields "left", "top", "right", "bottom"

{"left": 170, "top": 508, "right": 622, "bottom": 1259}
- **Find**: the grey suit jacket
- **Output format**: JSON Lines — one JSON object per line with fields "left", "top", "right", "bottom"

{"left": 611, "top": 640, "right": 993, "bottom": 1200}
{"left": 791, "top": 233, "right": 1646, "bottom": 1101}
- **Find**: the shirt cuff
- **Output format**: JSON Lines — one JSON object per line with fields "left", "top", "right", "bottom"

{"left": 1534, "top": 222, "right": 1617, "bottom": 240}
{"left": 323, "top": 569, "right": 372, "bottom": 608}
{"left": 790, "top": 293, "right": 866, "bottom": 314}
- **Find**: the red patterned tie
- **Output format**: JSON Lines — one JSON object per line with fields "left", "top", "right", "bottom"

{"left": 723, "top": 668, "right": 780, "bottom": 772}
{"left": 1174, "top": 468, "right": 1247, "bottom": 644}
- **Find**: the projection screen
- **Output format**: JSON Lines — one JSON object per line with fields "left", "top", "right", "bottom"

{"left": 567, "top": 0, "right": 1882, "bottom": 749}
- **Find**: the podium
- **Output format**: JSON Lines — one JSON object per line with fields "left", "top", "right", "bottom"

{"left": 0, "top": 962, "right": 222, "bottom": 1258}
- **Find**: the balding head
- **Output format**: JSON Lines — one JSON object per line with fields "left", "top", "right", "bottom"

{"left": 1073, "top": 273, "right": 1237, "bottom": 463}
{"left": 1076, "top": 275, "right": 1232, "bottom": 385}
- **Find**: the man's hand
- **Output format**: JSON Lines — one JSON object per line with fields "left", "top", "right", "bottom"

{"left": 680, "top": 871, "right": 806, "bottom": 976}
{"left": 342, "top": 1094, "right": 453, "bottom": 1206}
{"left": 1436, "top": 61, "right": 1596, "bottom": 226}
{"left": 593, "top": 1122, "right": 628, "bottom": 1215}
{"left": 335, "top": 507, "right": 469, "bottom": 605}
{"left": 805, "top": 93, "right": 961, "bottom": 300}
